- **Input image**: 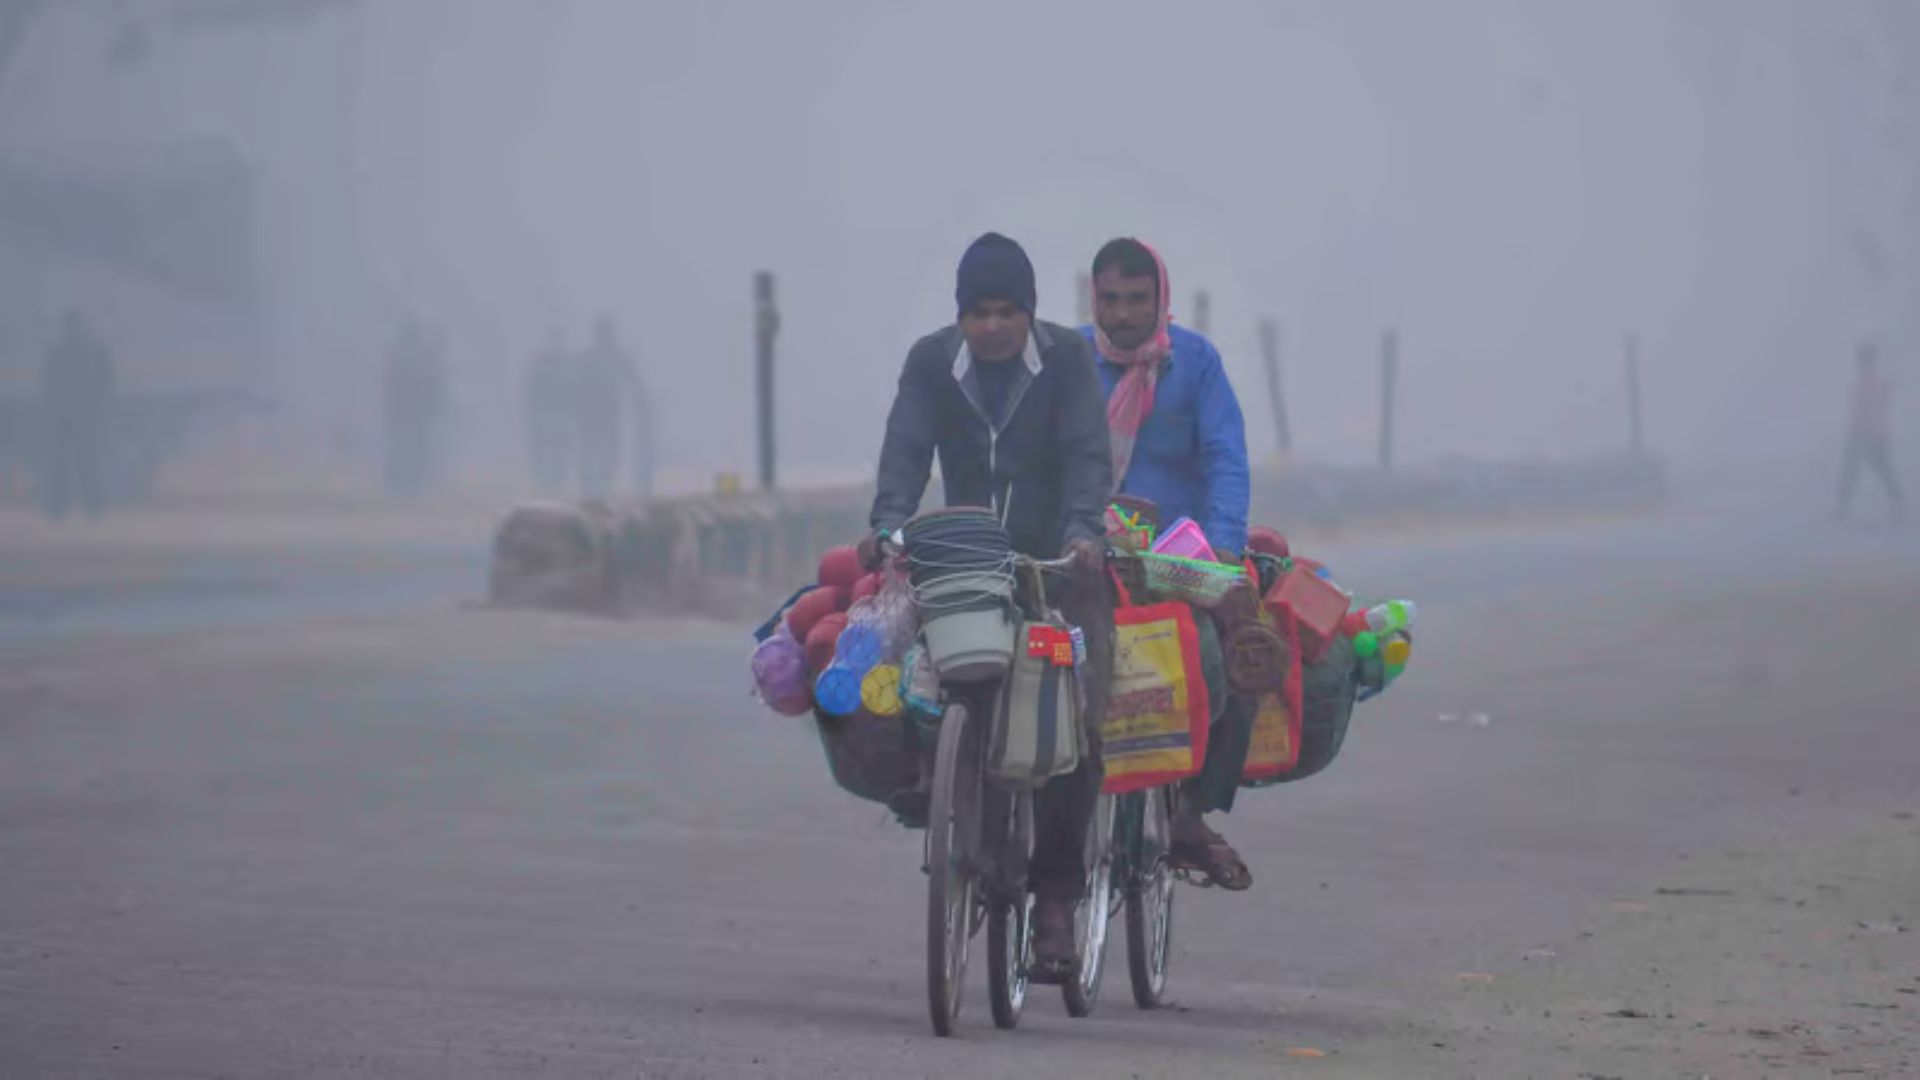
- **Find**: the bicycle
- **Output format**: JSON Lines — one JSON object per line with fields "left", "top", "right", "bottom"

{"left": 913, "top": 545, "right": 1079, "bottom": 1037}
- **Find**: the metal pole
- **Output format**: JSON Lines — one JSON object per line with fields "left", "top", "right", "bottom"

{"left": 1624, "top": 334, "right": 1645, "bottom": 457}
{"left": 753, "top": 271, "right": 779, "bottom": 491}
{"left": 1192, "top": 290, "right": 1212, "bottom": 338}
{"left": 1075, "top": 271, "right": 1092, "bottom": 327}
{"left": 1379, "top": 329, "right": 1398, "bottom": 471}
{"left": 1258, "top": 319, "right": 1292, "bottom": 456}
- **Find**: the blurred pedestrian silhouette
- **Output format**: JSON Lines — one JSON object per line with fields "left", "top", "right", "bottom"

{"left": 40, "top": 310, "right": 115, "bottom": 520}
{"left": 383, "top": 314, "right": 448, "bottom": 499}
{"left": 523, "top": 328, "right": 578, "bottom": 495}
{"left": 574, "top": 314, "right": 653, "bottom": 499}
{"left": 1836, "top": 342, "right": 1904, "bottom": 525}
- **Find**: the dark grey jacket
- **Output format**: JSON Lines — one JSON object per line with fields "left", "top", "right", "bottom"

{"left": 870, "top": 320, "right": 1112, "bottom": 558}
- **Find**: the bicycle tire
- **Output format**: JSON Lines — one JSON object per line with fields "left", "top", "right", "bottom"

{"left": 926, "top": 702, "right": 977, "bottom": 1036}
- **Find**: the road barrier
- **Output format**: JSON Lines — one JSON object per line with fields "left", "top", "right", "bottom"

{"left": 488, "top": 455, "right": 1668, "bottom": 616}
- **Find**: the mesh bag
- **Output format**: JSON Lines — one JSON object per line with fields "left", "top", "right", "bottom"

{"left": 1139, "top": 551, "right": 1248, "bottom": 608}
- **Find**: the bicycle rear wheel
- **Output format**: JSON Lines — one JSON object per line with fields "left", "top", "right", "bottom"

{"left": 1125, "top": 786, "right": 1175, "bottom": 1009}
{"left": 1062, "top": 792, "right": 1115, "bottom": 1017}
{"left": 926, "top": 702, "right": 980, "bottom": 1036}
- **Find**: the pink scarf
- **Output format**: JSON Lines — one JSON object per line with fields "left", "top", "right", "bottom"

{"left": 1093, "top": 242, "right": 1172, "bottom": 488}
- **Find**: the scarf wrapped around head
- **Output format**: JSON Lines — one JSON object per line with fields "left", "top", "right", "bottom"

{"left": 1093, "top": 242, "right": 1172, "bottom": 488}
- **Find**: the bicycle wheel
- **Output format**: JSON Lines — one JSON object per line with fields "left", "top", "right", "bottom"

{"left": 1125, "top": 786, "right": 1175, "bottom": 1009}
{"left": 986, "top": 787, "right": 1033, "bottom": 1029}
{"left": 1062, "top": 792, "right": 1115, "bottom": 1017}
{"left": 926, "top": 702, "right": 980, "bottom": 1036}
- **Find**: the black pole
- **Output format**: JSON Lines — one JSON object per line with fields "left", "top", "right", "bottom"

{"left": 1379, "top": 329, "right": 1398, "bottom": 471}
{"left": 1258, "top": 319, "right": 1291, "bottom": 456}
{"left": 753, "top": 271, "right": 779, "bottom": 491}
{"left": 1625, "top": 334, "right": 1645, "bottom": 458}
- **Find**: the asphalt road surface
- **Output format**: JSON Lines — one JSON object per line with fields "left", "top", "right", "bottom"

{"left": 3, "top": 489, "right": 1917, "bottom": 1077}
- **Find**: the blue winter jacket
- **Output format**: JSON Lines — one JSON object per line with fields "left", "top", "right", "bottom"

{"left": 1083, "top": 323, "right": 1251, "bottom": 555}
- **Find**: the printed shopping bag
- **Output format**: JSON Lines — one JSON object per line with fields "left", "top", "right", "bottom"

{"left": 1100, "top": 573, "right": 1210, "bottom": 794}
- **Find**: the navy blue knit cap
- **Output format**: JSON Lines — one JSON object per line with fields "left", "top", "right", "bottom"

{"left": 955, "top": 232, "right": 1037, "bottom": 318}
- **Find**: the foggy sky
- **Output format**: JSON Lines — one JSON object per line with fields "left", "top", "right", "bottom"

{"left": 1, "top": 0, "right": 1913, "bottom": 492}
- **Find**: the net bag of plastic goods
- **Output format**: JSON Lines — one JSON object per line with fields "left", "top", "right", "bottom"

{"left": 750, "top": 623, "right": 813, "bottom": 717}
{"left": 806, "top": 554, "right": 927, "bottom": 805}
{"left": 1246, "top": 632, "right": 1358, "bottom": 786}
{"left": 1099, "top": 574, "right": 1211, "bottom": 794}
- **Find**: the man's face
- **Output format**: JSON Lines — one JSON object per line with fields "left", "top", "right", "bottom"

{"left": 1094, "top": 268, "right": 1158, "bottom": 352}
{"left": 959, "top": 299, "right": 1031, "bottom": 363}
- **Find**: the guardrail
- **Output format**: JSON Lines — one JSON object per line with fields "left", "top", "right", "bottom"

{"left": 488, "top": 455, "right": 1668, "bottom": 616}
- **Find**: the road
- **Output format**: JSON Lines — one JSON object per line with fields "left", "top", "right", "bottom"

{"left": 2, "top": 489, "right": 1917, "bottom": 1077}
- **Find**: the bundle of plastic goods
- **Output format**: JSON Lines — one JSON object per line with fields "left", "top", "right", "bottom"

{"left": 1103, "top": 507, "right": 1418, "bottom": 702}
{"left": 1249, "top": 531, "right": 1418, "bottom": 701}
{"left": 748, "top": 544, "right": 920, "bottom": 720}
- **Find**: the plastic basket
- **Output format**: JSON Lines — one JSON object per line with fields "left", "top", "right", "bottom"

{"left": 1150, "top": 517, "right": 1216, "bottom": 562}
{"left": 1138, "top": 551, "right": 1247, "bottom": 608}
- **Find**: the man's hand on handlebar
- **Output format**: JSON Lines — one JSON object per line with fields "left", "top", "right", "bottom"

{"left": 857, "top": 528, "right": 897, "bottom": 572}
{"left": 1065, "top": 537, "right": 1105, "bottom": 578}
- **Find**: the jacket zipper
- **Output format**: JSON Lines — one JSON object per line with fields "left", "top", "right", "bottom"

{"left": 961, "top": 348, "right": 1033, "bottom": 530}
{"left": 992, "top": 369, "right": 1034, "bottom": 528}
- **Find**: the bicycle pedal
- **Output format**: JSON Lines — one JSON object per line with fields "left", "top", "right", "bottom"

{"left": 1026, "top": 961, "right": 1071, "bottom": 986}
{"left": 1171, "top": 867, "right": 1215, "bottom": 889}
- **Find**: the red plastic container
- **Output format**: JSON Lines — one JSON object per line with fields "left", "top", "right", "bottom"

{"left": 1266, "top": 567, "right": 1350, "bottom": 662}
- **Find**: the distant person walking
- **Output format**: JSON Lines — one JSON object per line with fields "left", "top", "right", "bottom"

{"left": 574, "top": 315, "right": 647, "bottom": 499}
{"left": 1836, "top": 342, "right": 1905, "bottom": 525}
{"left": 40, "top": 310, "right": 115, "bottom": 520}
{"left": 383, "top": 315, "right": 449, "bottom": 499}
{"left": 523, "top": 328, "right": 578, "bottom": 495}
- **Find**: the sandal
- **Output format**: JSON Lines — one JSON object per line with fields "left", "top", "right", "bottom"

{"left": 1169, "top": 824, "right": 1253, "bottom": 891}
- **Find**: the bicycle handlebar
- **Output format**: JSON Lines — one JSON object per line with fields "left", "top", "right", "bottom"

{"left": 881, "top": 530, "right": 1085, "bottom": 574}
{"left": 1015, "top": 555, "right": 1079, "bottom": 572}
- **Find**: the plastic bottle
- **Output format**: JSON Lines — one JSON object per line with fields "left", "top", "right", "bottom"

{"left": 1352, "top": 631, "right": 1380, "bottom": 660}
{"left": 1382, "top": 632, "right": 1412, "bottom": 668}
{"left": 1363, "top": 600, "right": 1419, "bottom": 634}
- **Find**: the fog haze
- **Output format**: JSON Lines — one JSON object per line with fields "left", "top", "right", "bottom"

{"left": 2, "top": 0, "right": 1912, "bottom": 492}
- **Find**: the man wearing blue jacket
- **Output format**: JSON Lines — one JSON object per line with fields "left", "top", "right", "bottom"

{"left": 1084, "top": 237, "right": 1257, "bottom": 889}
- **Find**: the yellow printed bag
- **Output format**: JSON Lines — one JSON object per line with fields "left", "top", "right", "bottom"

{"left": 1100, "top": 574, "right": 1211, "bottom": 794}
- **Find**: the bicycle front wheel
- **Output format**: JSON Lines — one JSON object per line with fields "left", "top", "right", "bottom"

{"left": 926, "top": 701, "right": 979, "bottom": 1036}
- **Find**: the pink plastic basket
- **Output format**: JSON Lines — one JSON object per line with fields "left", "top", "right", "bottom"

{"left": 1266, "top": 567, "right": 1350, "bottom": 662}
{"left": 1150, "top": 517, "right": 1215, "bottom": 562}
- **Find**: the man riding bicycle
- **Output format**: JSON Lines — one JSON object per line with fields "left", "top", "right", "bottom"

{"left": 864, "top": 232, "right": 1114, "bottom": 971}
{"left": 1084, "top": 237, "right": 1258, "bottom": 891}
